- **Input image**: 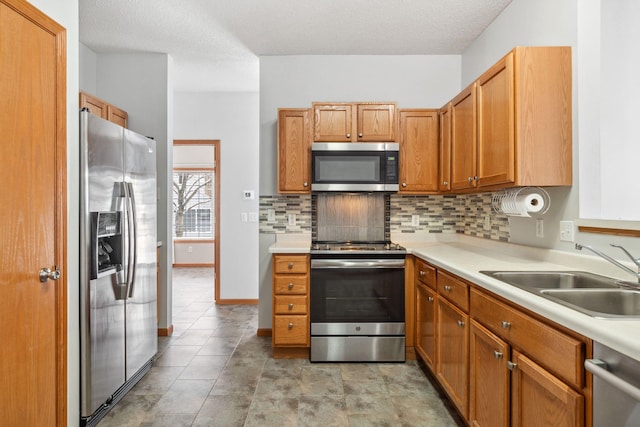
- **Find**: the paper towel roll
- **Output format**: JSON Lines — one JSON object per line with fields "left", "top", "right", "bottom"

{"left": 500, "top": 192, "right": 545, "bottom": 217}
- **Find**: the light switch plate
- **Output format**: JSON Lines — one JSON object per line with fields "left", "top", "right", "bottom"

{"left": 411, "top": 215, "right": 420, "bottom": 227}
{"left": 288, "top": 213, "right": 296, "bottom": 226}
{"left": 267, "top": 209, "right": 276, "bottom": 222}
{"left": 559, "top": 220, "right": 575, "bottom": 242}
{"left": 536, "top": 219, "right": 544, "bottom": 238}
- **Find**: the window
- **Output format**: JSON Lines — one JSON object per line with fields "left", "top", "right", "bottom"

{"left": 172, "top": 171, "right": 214, "bottom": 238}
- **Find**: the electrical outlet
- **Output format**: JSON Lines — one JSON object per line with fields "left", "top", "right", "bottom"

{"left": 249, "top": 212, "right": 259, "bottom": 222}
{"left": 484, "top": 215, "right": 491, "bottom": 231}
{"left": 187, "top": 246, "right": 193, "bottom": 253}
{"left": 535, "top": 219, "right": 544, "bottom": 238}
{"left": 288, "top": 213, "right": 296, "bottom": 226}
{"left": 411, "top": 215, "right": 420, "bottom": 227}
{"left": 241, "top": 212, "right": 248, "bottom": 222}
{"left": 559, "top": 220, "right": 575, "bottom": 242}
{"left": 267, "top": 209, "right": 276, "bottom": 222}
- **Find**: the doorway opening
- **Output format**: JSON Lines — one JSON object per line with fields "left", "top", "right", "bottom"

{"left": 172, "top": 140, "right": 220, "bottom": 302}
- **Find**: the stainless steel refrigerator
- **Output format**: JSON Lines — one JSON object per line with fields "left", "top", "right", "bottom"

{"left": 79, "top": 109, "right": 157, "bottom": 426}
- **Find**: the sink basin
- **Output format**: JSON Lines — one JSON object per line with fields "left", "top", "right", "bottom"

{"left": 540, "top": 289, "right": 640, "bottom": 318}
{"left": 481, "top": 271, "right": 621, "bottom": 290}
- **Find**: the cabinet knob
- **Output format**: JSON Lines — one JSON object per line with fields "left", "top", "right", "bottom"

{"left": 288, "top": 323, "right": 294, "bottom": 329}
{"left": 303, "top": 181, "right": 308, "bottom": 187}
{"left": 288, "top": 303, "right": 294, "bottom": 310}
{"left": 419, "top": 270, "right": 425, "bottom": 277}
{"left": 402, "top": 182, "right": 407, "bottom": 188}
{"left": 288, "top": 282, "right": 294, "bottom": 290}
{"left": 443, "top": 181, "right": 448, "bottom": 186}
{"left": 346, "top": 133, "right": 351, "bottom": 138}
{"left": 494, "top": 350, "right": 504, "bottom": 360}
{"left": 427, "top": 296, "right": 434, "bottom": 302}
{"left": 473, "top": 176, "right": 479, "bottom": 181}
{"left": 444, "top": 285, "right": 452, "bottom": 292}
{"left": 358, "top": 132, "right": 363, "bottom": 138}
{"left": 288, "top": 262, "right": 294, "bottom": 269}
{"left": 457, "top": 320, "right": 465, "bottom": 328}
{"left": 507, "top": 361, "right": 518, "bottom": 371}
{"left": 467, "top": 176, "right": 473, "bottom": 183}
{"left": 501, "top": 321, "right": 511, "bottom": 329}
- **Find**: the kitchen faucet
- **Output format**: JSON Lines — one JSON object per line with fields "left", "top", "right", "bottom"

{"left": 575, "top": 243, "right": 640, "bottom": 284}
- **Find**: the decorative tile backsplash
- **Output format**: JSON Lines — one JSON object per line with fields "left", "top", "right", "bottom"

{"left": 260, "top": 193, "right": 510, "bottom": 242}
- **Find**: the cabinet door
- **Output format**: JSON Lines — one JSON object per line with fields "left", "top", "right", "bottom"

{"left": 398, "top": 110, "right": 439, "bottom": 192}
{"left": 511, "top": 351, "right": 584, "bottom": 427}
{"left": 469, "top": 320, "right": 510, "bottom": 427}
{"left": 79, "top": 91, "right": 108, "bottom": 119}
{"left": 357, "top": 103, "right": 396, "bottom": 141}
{"left": 278, "top": 109, "right": 311, "bottom": 193}
{"left": 450, "top": 83, "right": 477, "bottom": 191}
{"left": 437, "top": 297, "right": 469, "bottom": 420}
{"left": 439, "top": 104, "right": 452, "bottom": 192}
{"left": 477, "top": 52, "right": 515, "bottom": 187}
{"left": 416, "top": 283, "right": 437, "bottom": 372}
{"left": 107, "top": 104, "right": 128, "bottom": 128}
{"left": 313, "top": 103, "right": 353, "bottom": 142}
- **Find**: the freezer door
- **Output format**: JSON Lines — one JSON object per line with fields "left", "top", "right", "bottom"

{"left": 123, "top": 129, "right": 158, "bottom": 380}
{"left": 80, "top": 111, "right": 127, "bottom": 416}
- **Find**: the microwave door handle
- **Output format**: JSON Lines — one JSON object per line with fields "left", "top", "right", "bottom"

{"left": 126, "top": 182, "right": 138, "bottom": 298}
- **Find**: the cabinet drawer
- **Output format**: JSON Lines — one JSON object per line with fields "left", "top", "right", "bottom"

{"left": 470, "top": 288, "right": 584, "bottom": 388}
{"left": 274, "top": 296, "right": 308, "bottom": 314}
{"left": 415, "top": 258, "right": 436, "bottom": 290}
{"left": 274, "top": 275, "right": 308, "bottom": 295}
{"left": 437, "top": 270, "right": 469, "bottom": 312}
{"left": 274, "top": 315, "right": 309, "bottom": 346}
{"left": 273, "top": 254, "right": 309, "bottom": 274}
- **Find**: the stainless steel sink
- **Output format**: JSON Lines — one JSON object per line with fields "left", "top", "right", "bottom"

{"left": 480, "top": 270, "right": 640, "bottom": 318}
{"left": 540, "top": 289, "right": 640, "bottom": 318}
{"left": 481, "top": 271, "right": 621, "bottom": 290}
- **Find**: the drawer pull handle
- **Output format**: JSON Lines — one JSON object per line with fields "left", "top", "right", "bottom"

{"left": 288, "top": 303, "right": 294, "bottom": 310}
{"left": 419, "top": 270, "right": 425, "bottom": 277}
{"left": 444, "top": 285, "right": 452, "bottom": 292}
{"left": 288, "top": 323, "right": 294, "bottom": 329}
{"left": 428, "top": 296, "right": 434, "bottom": 302}
{"left": 507, "top": 361, "right": 518, "bottom": 371}
{"left": 501, "top": 321, "right": 511, "bottom": 329}
{"left": 288, "top": 262, "right": 294, "bottom": 269}
{"left": 457, "top": 320, "right": 465, "bottom": 328}
{"left": 494, "top": 350, "right": 503, "bottom": 360}
{"left": 288, "top": 283, "right": 294, "bottom": 290}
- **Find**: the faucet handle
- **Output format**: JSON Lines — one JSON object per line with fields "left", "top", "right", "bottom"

{"left": 610, "top": 244, "right": 640, "bottom": 267}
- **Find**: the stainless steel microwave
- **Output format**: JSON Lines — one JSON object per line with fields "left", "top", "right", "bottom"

{"left": 311, "top": 142, "right": 399, "bottom": 192}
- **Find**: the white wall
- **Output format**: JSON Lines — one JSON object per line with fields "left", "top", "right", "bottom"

{"left": 94, "top": 53, "right": 175, "bottom": 331}
{"left": 27, "top": 0, "right": 80, "bottom": 425}
{"left": 258, "top": 55, "right": 461, "bottom": 328}
{"left": 174, "top": 92, "right": 260, "bottom": 300}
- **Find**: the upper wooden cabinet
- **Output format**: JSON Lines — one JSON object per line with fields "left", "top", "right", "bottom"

{"left": 312, "top": 102, "right": 396, "bottom": 142}
{"left": 398, "top": 109, "right": 439, "bottom": 193}
{"left": 79, "top": 91, "right": 128, "bottom": 128}
{"left": 448, "top": 46, "right": 572, "bottom": 191}
{"left": 277, "top": 109, "right": 311, "bottom": 194}
{"left": 439, "top": 103, "right": 452, "bottom": 192}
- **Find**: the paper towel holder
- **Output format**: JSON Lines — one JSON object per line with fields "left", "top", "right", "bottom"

{"left": 492, "top": 186, "right": 550, "bottom": 217}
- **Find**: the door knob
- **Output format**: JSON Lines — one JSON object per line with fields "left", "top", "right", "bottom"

{"left": 39, "top": 266, "right": 61, "bottom": 283}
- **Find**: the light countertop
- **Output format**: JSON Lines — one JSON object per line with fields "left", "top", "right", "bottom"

{"left": 268, "top": 233, "right": 640, "bottom": 361}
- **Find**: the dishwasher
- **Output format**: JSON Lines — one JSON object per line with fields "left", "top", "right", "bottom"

{"left": 585, "top": 342, "right": 640, "bottom": 427}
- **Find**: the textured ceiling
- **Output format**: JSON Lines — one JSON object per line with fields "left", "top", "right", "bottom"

{"left": 79, "top": 0, "right": 512, "bottom": 92}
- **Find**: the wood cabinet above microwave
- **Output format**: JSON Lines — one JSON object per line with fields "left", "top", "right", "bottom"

{"left": 312, "top": 102, "right": 396, "bottom": 142}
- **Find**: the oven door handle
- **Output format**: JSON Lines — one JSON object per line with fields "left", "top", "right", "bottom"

{"left": 585, "top": 358, "right": 640, "bottom": 401}
{"left": 311, "top": 259, "right": 405, "bottom": 269}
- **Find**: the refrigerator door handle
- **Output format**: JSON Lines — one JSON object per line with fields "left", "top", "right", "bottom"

{"left": 126, "top": 182, "right": 138, "bottom": 298}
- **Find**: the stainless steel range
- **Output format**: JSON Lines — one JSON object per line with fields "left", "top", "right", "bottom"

{"left": 309, "top": 241, "right": 406, "bottom": 362}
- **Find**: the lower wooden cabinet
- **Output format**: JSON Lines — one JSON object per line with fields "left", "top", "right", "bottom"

{"left": 272, "top": 254, "right": 310, "bottom": 352}
{"left": 415, "top": 282, "right": 437, "bottom": 371}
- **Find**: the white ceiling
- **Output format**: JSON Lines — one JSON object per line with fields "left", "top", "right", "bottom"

{"left": 79, "top": 0, "right": 512, "bottom": 92}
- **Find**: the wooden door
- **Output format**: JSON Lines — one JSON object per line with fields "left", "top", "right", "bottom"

{"left": 450, "top": 83, "right": 477, "bottom": 191}
{"left": 439, "top": 103, "right": 452, "bottom": 192}
{"left": 357, "top": 103, "right": 396, "bottom": 141}
{"left": 0, "top": 0, "right": 67, "bottom": 425}
{"left": 313, "top": 103, "right": 353, "bottom": 142}
{"left": 415, "top": 283, "right": 437, "bottom": 371}
{"left": 278, "top": 109, "right": 311, "bottom": 193}
{"left": 469, "top": 320, "right": 510, "bottom": 427}
{"left": 437, "top": 297, "right": 469, "bottom": 420}
{"left": 511, "top": 351, "right": 584, "bottom": 427}
{"left": 477, "top": 52, "right": 515, "bottom": 188}
{"left": 398, "top": 109, "right": 439, "bottom": 193}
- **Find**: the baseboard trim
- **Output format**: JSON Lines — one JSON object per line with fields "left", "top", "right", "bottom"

{"left": 157, "top": 325, "right": 174, "bottom": 336}
{"left": 172, "top": 263, "right": 215, "bottom": 268}
{"left": 257, "top": 328, "right": 272, "bottom": 337}
{"left": 216, "top": 298, "right": 259, "bottom": 305}
{"left": 273, "top": 347, "right": 310, "bottom": 359}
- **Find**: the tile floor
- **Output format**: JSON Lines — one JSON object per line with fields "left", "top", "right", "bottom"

{"left": 98, "top": 268, "right": 461, "bottom": 427}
